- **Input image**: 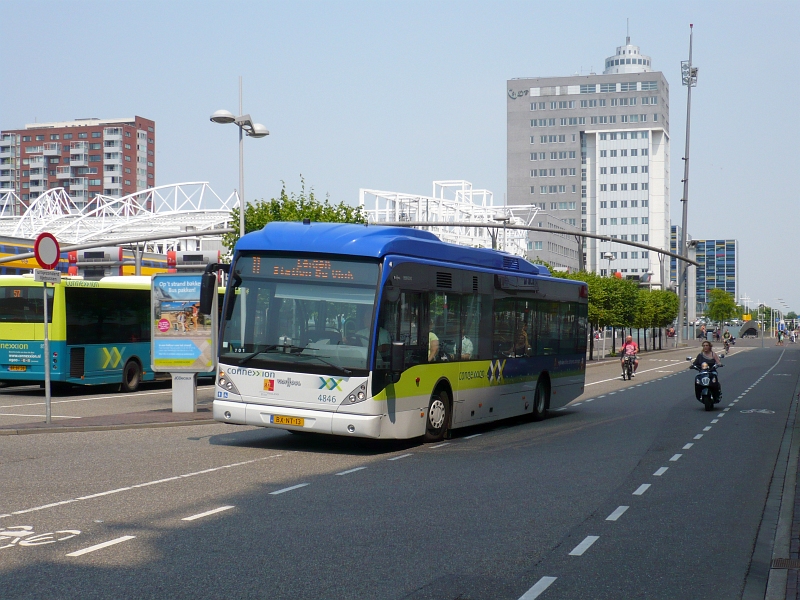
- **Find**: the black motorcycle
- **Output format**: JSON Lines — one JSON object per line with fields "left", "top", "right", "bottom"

{"left": 686, "top": 356, "right": 724, "bottom": 411}
{"left": 622, "top": 353, "right": 636, "bottom": 380}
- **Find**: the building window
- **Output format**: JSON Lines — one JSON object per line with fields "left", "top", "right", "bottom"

{"left": 125, "top": 155, "right": 131, "bottom": 162}
{"left": 620, "top": 252, "right": 628, "bottom": 259}
{"left": 572, "top": 185, "right": 576, "bottom": 193}
{"left": 600, "top": 218, "right": 607, "bottom": 225}
{"left": 620, "top": 218, "right": 628, "bottom": 225}
{"left": 600, "top": 184, "right": 607, "bottom": 191}
{"left": 642, "top": 183, "right": 649, "bottom": 190}
{"left": 631, "top": 183, "right": 638, "bottom": 190}
{"left": 533, "top": 241, "right": 543, "bottom": 250}
{"left": 600, "top": 167, "right": 607, "bottom": 175}
{"left": 78, "top": 132, "right": 88, "bottom": 139}
{"left": 540, "top": 186, "right": 548, "bottom": 194}
{"left": 580, "top": 84, "right": 596, "bottom": 94}
{"left": 642, "top": 200, "right": 649, "bottom": 207}
{"left": 610, "top": 218, "right": 618, "bottom": 225}
{"left": 653, "top": 114, "right": 659, "bottom": 122}
{"left": 599, "top": 83, "right": 616, "bottom": 93}
{"left": 50, "top": 134, "right": 59, "bottom": 140}
{"left": 530, "top": 186, "right": 536, "bottom": 193}
{"left": 599, "top": 201, "right": 607, "bottom": 208}
{"left": 610, "top": 201, "right": 617, "bottom": 208}
{"left": 631, "top": 235, "right": 638, "bottom": 242}
{"left": 609, "top": 116, "right": 617, "bottom": 124}
{"left": 642, "top": 217, "right": 649, "bottom": 224}
{"left": 610, "top": 184, "right": 618, "bottom": 191}
{"left": 630, "top": 217, "right": 638, "bottom": 225}
{"left": 569, "top": 151, "right": 576, "bottom": 159}
{"left": 641, "top": 81, "right": 658, "bottom": 91}
{"left": 569, "top": 168, "right": 576, "bottom": 175}
{"left": 558, "top": 185, "right": 566, "bottom": 193}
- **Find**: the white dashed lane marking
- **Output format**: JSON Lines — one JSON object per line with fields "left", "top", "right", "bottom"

{"left": 336, "top": 467, "right": 367, "bottom": 475}
{"left": 670, "top": 454, "right": 682, "bottom": 461}
{"left": 683, "top": 443, "right": 694, "bottom": 449}
{"left": 269, "top": 483, "right": 309, "bottom": 495}
{"left": 654, "top": 467, "right": 668, "bottom": 476}
{"left": 388, "top": 453, "right": 413, "bottom": 461}
{"left": 569, "top": 535, "right": 600, "bottom": 556}
{"left": 633, "top": 484, "right": 651, "bottom": 496}
{"left": 518, "top": 576, "right": 557, "bottom": 600}
{"left": 182, "top": 506, "right": 234, "bottom": 521}
{"left": 606, "top": 506, "right": 629, "bottom": 521}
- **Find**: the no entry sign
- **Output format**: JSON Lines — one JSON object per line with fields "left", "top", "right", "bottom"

{"left": 34, "top": 232, "right": 60, "bottom": 270}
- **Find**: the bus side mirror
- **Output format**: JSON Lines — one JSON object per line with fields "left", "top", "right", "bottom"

{"left": 199, "top": 263, "right": 230, "bottom": 315}
{"left": 199, "top": 272, "right": 217, "bottom": 315}
{"left": 390, "top": 342, "right": 405, "bottom": 382}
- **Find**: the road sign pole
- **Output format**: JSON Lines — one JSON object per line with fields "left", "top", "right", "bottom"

{"left": 43, "top": 282, "right": 51, "bottom": 424}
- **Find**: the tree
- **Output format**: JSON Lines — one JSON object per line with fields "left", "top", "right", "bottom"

{"left": 705, "top": 288, "right": 739, "bottom": 324}
{"left": 787, "top": 311, "right": 797, "bottom": 321}
{"left": 222, "top": 178, "right": 367, "bottom": 251}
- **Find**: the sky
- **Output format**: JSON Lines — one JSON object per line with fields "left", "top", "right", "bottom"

{"left": 1, "top": 0, "right": 798, "bottom": 312}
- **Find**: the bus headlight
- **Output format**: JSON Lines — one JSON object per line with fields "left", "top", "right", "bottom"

{"left": 342, "top": 382, "right": 368, "bottom": 405}
{"left": 217, "top": 373, "right": 241, "bottom": 395}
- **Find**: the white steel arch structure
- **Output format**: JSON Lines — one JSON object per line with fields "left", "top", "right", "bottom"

{"left": 360, "top": 180, "right": 543, "bottom": 257}
{"left": 0, "top": 183, "right": 238, "bottom": 252}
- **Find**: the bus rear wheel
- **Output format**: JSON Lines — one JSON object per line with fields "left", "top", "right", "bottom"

{"left": 121, "top": 360, "right": 141, "bottom": 393}
{"left": 424, "top": 389, "right": 450, "bottom": 443}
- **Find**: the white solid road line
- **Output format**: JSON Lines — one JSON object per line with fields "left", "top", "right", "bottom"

{"left": 66, "top": 535, "right": 136, "bottom": 557}
{"left": 0, "top": 413, "right": 80, "bottom": 419}
{"left": 569, "top": 535, "right": 600, "bottom": 556}
{"left": 388, "top": 453, "right": 413, "bottom": 461}
{"left": 0, "top": 454, "right": 283, "bottom": 520}
{"left": 429, "top": 442, "right": 450, "bottom": 448}
{"left": 518, "top": 576, "right": 557, "bottom": 600}
{"left": 336, "top": 467, "right": 367, "bottom": 476}
{"left": 270, "top": 483, "right": 309, "bottom": 495}
{"left": 670, "top": 454, "right": 682, "bottom": 462}
{"left": 182, "top": 506, "right": 234, "bottom": 521}
{"left": 633, "top": 484, "right": 651, "bottom": 496}
{"left": 683, "top": 443, "right": 694, "bottom": 449}
{"left": 654, "top": 467, "right": 668, "bottom": 476}
{"left": 606, "top": 506, "right": 629, "bottom": 521}
{"left": 0, "top": 389, "right": 173, "bottom": 409}
{"left": 584, "top": 360, "right": 685, "bottom": 387}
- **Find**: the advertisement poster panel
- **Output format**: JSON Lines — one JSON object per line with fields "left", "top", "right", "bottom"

{"left": 151, "top": 273, "right": 217, "bottom": 372}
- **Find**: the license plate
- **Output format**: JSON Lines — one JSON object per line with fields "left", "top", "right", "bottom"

{"left": 271, "top": 415, "right": 304, "bottom": 427}
{"left": 8, "top": 365, "right": 26, "bottom": 372}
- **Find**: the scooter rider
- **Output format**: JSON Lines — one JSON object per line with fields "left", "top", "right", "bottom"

{"left": 692, "top": 340, "right": 723, "bottom": 399}
{"left": 620, "top": 335, "right": 639, "bottom": 378}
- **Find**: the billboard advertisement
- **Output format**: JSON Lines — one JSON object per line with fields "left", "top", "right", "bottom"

{"left": 151, "top": 273, "right": 217, "bottom": 372}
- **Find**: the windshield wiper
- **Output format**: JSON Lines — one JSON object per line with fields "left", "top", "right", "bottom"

{"left": 291, "top": 350, "right": 353, "bottom": 375}
{"left": 233, "top": 344, "right": 289, "bottom": 365}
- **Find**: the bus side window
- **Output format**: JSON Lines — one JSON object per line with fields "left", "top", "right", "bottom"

{"left": 460, "top": 295, "right": 483, "bottom": 361}
{"left": 396, "top": 292, "right": 423, "bottom": 367}
{"left": 428, "top": 292, "right": 460, "bottom": 362}
{"left": 536, "top": 301, "right": 560, "bottom": 355}
{"left": 559, "top": 302, "right": 578, "bottom": 354}
{"left": 492, "top": 298, "right": 515, "bottom": 358}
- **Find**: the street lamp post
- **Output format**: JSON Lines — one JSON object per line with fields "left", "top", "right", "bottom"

{"left": 210, "top": 76, "right": 269, "bottom": 244}
{"left": 676, "top": 24, "right": 698, "bottom": 346}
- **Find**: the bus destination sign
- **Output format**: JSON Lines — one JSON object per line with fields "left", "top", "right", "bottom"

{"left": 244, "top": 256, "right": 377, "bottom": 285}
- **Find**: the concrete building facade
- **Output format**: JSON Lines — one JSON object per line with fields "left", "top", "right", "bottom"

{"left": 0, "top": 116, "right": 155, "bottom": 214}
{"left": 507, "top": 37, "right": 670, "bottom": 284}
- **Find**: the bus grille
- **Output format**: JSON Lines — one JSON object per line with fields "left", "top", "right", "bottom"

{"left": 70, "top": 347, "right": 85, "bottom": 378}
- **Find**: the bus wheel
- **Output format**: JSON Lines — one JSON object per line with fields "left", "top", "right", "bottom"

{"left": 121, "top": 360, "right": 141, "bottom": 393}
{"left": 531, "top": 380, "right": 549, "bottom": 422}
{"left": 424, "top": 389, "right": 450, "bottom": 442}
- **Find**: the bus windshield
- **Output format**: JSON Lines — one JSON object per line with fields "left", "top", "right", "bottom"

{"left": 220, "top": 255, "right": 380, "bottom": 374}
{"left": 0, "top": 285, "right": 53, "bottom": 323}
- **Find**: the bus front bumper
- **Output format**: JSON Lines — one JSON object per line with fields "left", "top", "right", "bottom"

{"left": 213, "top": 399, "right": 383, "bottom": 438}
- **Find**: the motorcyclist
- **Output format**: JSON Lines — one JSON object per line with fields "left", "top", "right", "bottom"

{"left": 692, "top": 340, "right": 723, "bottom": 400}
{"left": 620, "top": 335, "right": 639, "bottom": 378}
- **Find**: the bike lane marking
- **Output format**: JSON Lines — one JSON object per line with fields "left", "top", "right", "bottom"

{"left": 584, "top": 361, "right": 687, "bottom": 387}
{"left": 0, "top": 454, "right": 283, "bottom": 520}
{"left": 66, "top": 535, "right": 135, "bottom": 557}
{"left": 182, "top": 506, "right": 234, "bottom": 521}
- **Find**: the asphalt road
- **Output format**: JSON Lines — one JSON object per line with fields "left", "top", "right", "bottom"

{"left": 0, "top": 343, "right": 798, "bottom": 599}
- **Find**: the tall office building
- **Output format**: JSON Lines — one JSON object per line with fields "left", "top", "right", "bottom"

{"left": 507, "top": 37, "right": 670, "bottom": 284}
{"left": 694, "top": 239, "right": 738, "bottom": 315}
{"left": 0, "top": 116, "right": 155, "bottom": 214}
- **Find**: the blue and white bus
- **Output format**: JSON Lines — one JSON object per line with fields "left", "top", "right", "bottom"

{"left": 210, "top": 222, "right": 588, "bottom": 441}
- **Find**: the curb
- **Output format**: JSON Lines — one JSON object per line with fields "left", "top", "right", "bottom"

{"left": 0, "top": 418, "right": 217, "bottom": 436}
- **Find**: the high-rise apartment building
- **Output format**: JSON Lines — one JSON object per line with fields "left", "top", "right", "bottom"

{"left": 508, "top": 37, "right": 670, "bottom": 284}
{"left": 694, "top": 239, "right": 738, "bottom": 315}
{"left": 0, "top": 116, "right": 155, "bottom": 214}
